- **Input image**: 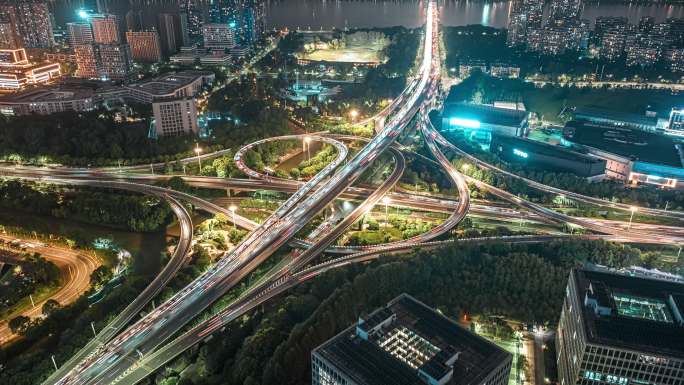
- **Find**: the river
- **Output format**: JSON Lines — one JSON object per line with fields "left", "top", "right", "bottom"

{"left": 51, "top": 1, "right": 684, "bottom": 30}
{"left": 0, "top": 208, "right": 170, "bottom": 275}
{"left": 266, "top": 0, "right": 684, "bottom": 30}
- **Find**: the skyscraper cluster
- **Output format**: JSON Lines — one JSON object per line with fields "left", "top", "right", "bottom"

{"left": 594, "top": 16, "right": 684, "bottom": 69}
{"left": 70, "top": 12, "right": 133, "bottom": 80}
{"left": 507, "top": 0, "right": 588, "bottom": 55}
{"left": 507, "top": 0, "right": 684, "bottom": 71}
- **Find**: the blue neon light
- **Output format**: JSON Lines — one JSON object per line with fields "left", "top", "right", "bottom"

{"left": 449, "top": 117, "right": 481, "bottom": 129}
{"left": 513, "top": 148, "right": 528, "bottom": 158}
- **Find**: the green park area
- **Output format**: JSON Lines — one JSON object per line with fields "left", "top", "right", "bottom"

{"left": 296, "top": 31, "right": 390, "bottom": 64}
{"left": 448, "top": 73, "right": 683, "bottom": 124}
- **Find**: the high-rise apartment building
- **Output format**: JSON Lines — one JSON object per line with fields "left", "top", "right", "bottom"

{"left": 74, "top": 44, "right": 98, "bottom": 78}
{"left": 67, "top": 22, "right": 94, "bottom": 47}
{"left": 74, "top": 43, "right": 133, "bottom": 80}
{"left": 0, "top": 0, "right": 53, "bottom": 48}
{"left": 312, "top": 294, "right": 512, "bottom": 385}
{"left": 0, "top": 4, "right": 20, "bottom": 49}
{"left": 91, "top": 14, "right": 120, "bottom": 44}
{"left": 97, "top": 44, "right": 133, "bottom": 80}
{"left": 548, "top": 0, "right": 582, "bottom": 24}
{"left": 126, "top": 30, "right": 162, "bottom": 63}
{"left": 203, "top": 23, "right": 235, "bottom": 49}
{"left": 507, "top": 0, "right": 543, "bottom": 48}
{"left": 152, "top": 97, "right": 199, "bottom": 137}
{"left": 556, "top": 266, "right": 684, "bottom": 385}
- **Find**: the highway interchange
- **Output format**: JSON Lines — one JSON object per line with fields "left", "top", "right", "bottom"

{"left": 0, "top": 1, "right": 683, "bottom": 384}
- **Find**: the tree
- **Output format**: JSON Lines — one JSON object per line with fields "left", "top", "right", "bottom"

{"left": 42, "top": 299, "right": 60, "bottom": 316}
{"left": 90, "top": 266, "right": 113, "bottom": 288}
{"left": 9, "top": 316, "right": 31, "bottom": 335}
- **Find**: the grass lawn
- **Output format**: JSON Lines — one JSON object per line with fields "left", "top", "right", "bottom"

{"left": 523, "top": 86, "right": 682, "bottom": 124}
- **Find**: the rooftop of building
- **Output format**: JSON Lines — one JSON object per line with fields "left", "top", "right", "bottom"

{"left": 0, "top": 87, "right": 95, "bottom": 103}
{"left": 574, "top": 106, "right": 658, "bottom": 128}
{"left": 563, "top": 120, "right": 684, "bottom": 168}
{"left": 574, "top": 267, "right": 684, "bottom": 358}
{"left": 314, "top": 294, "right": 511, "bottom": 385}
{"left": 492, "top": 135, "right": 604, "bottom": 165}
{"left": 124, "top": 70, "right": 214, "bottom": 96}
{"left": 443, "top": 102, "right": 528, "bottom": 128}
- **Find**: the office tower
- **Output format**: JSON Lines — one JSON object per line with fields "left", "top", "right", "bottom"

{"left": 125, "top": 10, "right": 144, "bottom": 32}
{"left": 0, "top": 4, "right": 20, "bottom": 49}
{"left": 126, "top": 30, "right": 162, "bottom": 63}
{"left": 1, "top": 0, "right": 54, "bottom": 48}
{"left": 668, "top": 108, "right": 684, "bottom": 133}
{"left": 312, "top": 294, "right": 512, "bottom": 385}
{"left": 91, "top": 14, "right": 120, "bottom": 44}
{"left": 180, "top": 12, "right": 190, "bottom": 46}
{"left": 97, "top": 44, "right": 132, "bottom": 80}
{"left": 74, "top": 44, "right": 98, "bottom": 78}
{"left": 152, "top": 98, "right": 199, "bottom": 137}
{"left": 203, "top": 23, "right": 235, "bottom": 49}
{"left": 67, "top": 22, "right": 94, "bottom": 48}
{"left": 181, "top": 0, "right": 205, "bottom": 39}
{"left": 556, "top": 267, "right": 684, "bottom": 385}
{"left": 207, "top": 0, "right": 265, "bottom": 46}
{"left": 158, "top": 13, "right": 178, "bottom": 55}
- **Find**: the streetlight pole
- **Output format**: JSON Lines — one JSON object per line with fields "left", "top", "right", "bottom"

{"left": 382, "top": 196, "right": 391, "bottom": 232}
{"left": 628, "top": 206, "right": 637, "bottom": 230}
{"left": 195, "top": 145, "right": 203, "bottom": 173}
{"left": 303, "top": 137, "right": 311, "bottom": 161}
{"left": 229, "top": 205, "right": 237, "bottom": 232}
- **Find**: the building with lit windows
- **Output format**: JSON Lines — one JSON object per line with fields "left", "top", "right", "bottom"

{"left": 152, "top": 97, "right": 199, "bottom": 137}
{"left": 91, "top": 14, "right": 120, "bottom": 44}
{"left": 202, "top": 23, "right": 235, "bottom": 49}
{"left": 126, "top": 30, "right": 162, "bottom": 62}
{"left": 0, "top": 48, "right": 60, "bottom": 91}
{"left": 0, "top": 87, "right": 97, "bottom": 116}
{"left": 667, "top": 109, "right": 684, "bottom": 135}
{"left": 0, "top": 3, "right": 20, "bottom": 49}
{"left": 563, "top": 120, "right": 684, "bottom": 187}
{"left": 311, "top": 294, "right": 512, "bottom": 385}
{"left": 556, "top": 266, "right": 684, "bottom": 385}
{"left": 74, "top": 43, "right": 133, "bottom": 81}
{"left": 102, "top": 70, "right": 214, "bottom": 103}
{"left": 442, "top": 102, "right": 529, "bottom": 140}
{"left": 67, "top": 22, "right": 94, "bottom": 47}
{"left": 0, "top": 0, "right": 54, "bottom": 48}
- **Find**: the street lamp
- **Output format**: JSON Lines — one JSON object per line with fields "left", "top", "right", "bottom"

{"left": 229, "top": 205, "right": 237, "bottom": 232}
{"left": 194, "top": 145, "right": 203, "bottom": 173}
{"left": 382, "top": 196, "right": 391, "bottom": 230}
{"left": 461, "top": 163, "right": 470, "bottom": 173}
{"left": 628, "top": 206, "right": 638, "bottom": 230}
{"left": 349, "top": 109, "right": 359, "bottom": 122}
{"left": 303, "top": 136, "right": 312, "bottom": 161}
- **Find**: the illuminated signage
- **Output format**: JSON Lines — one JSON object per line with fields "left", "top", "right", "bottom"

{"left": 449, "top": 117, "right": 481, "bottom": 129}
{"left": 513, "top": 148, "right": 528, "bottom": 158}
